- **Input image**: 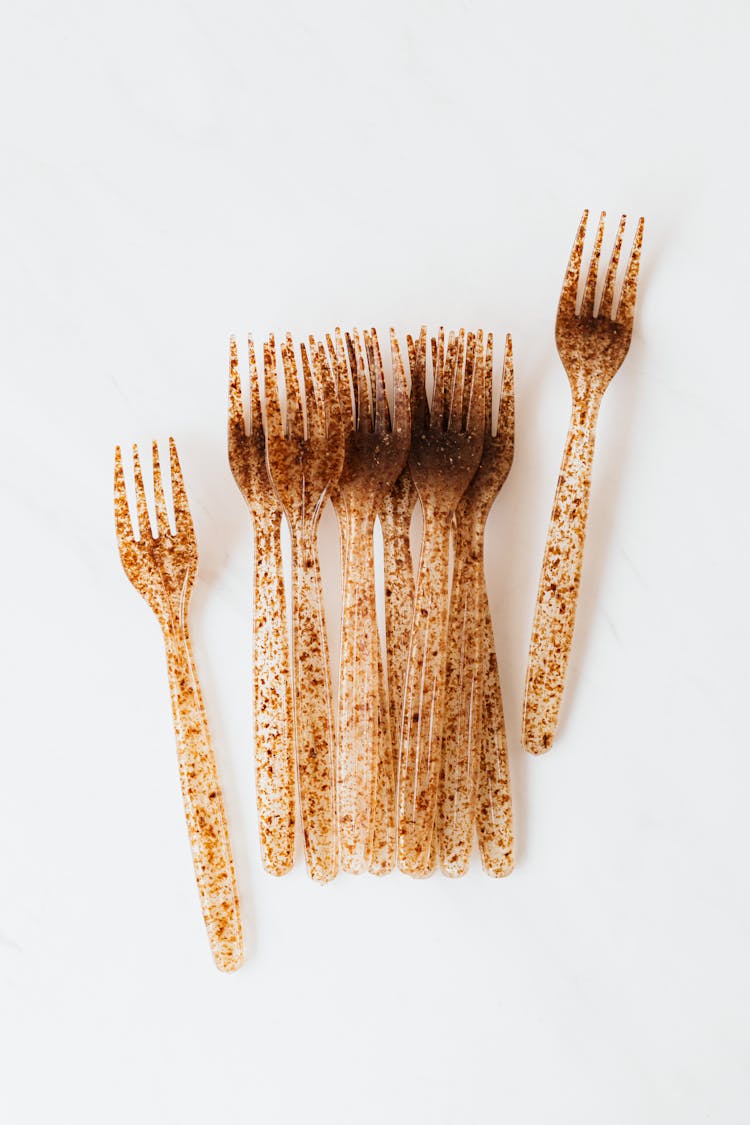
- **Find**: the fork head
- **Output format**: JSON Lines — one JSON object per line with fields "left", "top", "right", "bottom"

{"left": 115, "top": 438, "right": 197, "bottom": 620}
{"left": 325, "top": 326, "right": 410, "bottom": 515}
{"left": 263, "top": 332, "right": 345, "bottom": 529}
{"left": 457, "top": 331, "right": 515, "bottom": 522}
{"left": 555, "top": 210, "right": 644, "bottom": 400}
{"left": 228, "top": 335, "right": 279, "bottom": 515}
{"left": 407, "top": 326, "right": 485, "bottom": 518}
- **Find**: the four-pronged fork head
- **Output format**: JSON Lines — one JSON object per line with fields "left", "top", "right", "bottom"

{"left": 263, "top": 333, "right": 344, "bottom": 526}
{"left": 228, "top": 335, "right": 281, "bottom": 516}
{"left": 408, "top": 326, "right": 486, "bottom": 516}
{"left": 325, "top": 326, "right": 411, "bottom": 513}
{"left": 555, "top": 210, "right": 644, "bottom": 400}
{"left": 115, "top": 438, "right": 197, "bottom": 619}
{"left": 455, "top": 331, "right": 515, "bottom": 521}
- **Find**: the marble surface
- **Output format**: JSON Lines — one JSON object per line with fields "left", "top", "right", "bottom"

{"left": 2, "top": 2, "right": 749, "bottom": 1122}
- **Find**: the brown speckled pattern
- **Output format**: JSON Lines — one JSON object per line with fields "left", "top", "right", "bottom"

{"left": 397, "top": 327, "right": 485, "bottom": 876}
{"left": 523, "top": 210, "right": 644, "bottom": 754}
{"left": 114, "top": 439, "right": 243, "bottom": 972}
{"left": 438, "top": 334, "right": 515, "bottom": 877}
{"left": 264, "top": 335, "right": 345, "bottom": 882}
{"left": 326, "top": 327, "right": 410, "bottom": 873}
{"left": 228, "top": 336, "right": 295, "bottom": 876}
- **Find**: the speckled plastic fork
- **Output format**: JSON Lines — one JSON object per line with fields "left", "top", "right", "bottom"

{"left": 228, "top": 336, "right": 295, "bottom": 876}
{"left": 438, "top": 332, "right": 515, "bottom": 877}
{"left": 264, "top": 335, "right": 344, "bottom": 882}
{"left": 523, "top": 210, "right": 644, "bottom": 754}
{"left": 114, "top": 439, "right": 243, "bottom": 972}
{"left": 397, "top": 328, "right": 484, "bottom": 876}
{"left": 326, "top": 327, "right": 410, "bottom": 873}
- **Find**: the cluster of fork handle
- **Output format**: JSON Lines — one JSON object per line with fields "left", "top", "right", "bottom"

{"left": 114, "top": 211, "right": 644, "bottom": 970}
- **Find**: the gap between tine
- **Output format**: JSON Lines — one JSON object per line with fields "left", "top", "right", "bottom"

{"left": 430, "top": 326, "right": 446, "bottom": 430}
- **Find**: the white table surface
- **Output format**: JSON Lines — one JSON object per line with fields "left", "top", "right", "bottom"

{"left": 2, "top": 2, "right": 748, "bottom": 1122}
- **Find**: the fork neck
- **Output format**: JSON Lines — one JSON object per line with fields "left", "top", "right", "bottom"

{"left": 419, "top": 497, "right": 458, "bottom": 528}
{"left": 569, "top": 381, "right": 604, "bottom": 422}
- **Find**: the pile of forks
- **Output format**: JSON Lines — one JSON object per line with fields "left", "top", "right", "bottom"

{"left": 228, "top": 325, "right": 516, "bottom": 884}
{"left": 115, "top": 210, "right": 644, "bottom": 969}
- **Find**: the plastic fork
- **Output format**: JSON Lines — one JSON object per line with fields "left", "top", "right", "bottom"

{"left": 397, "top": 328, "right": 485, "bottom": 876}
{"left": 325, "top": 327, "right": 410, "bottom": 874}
{"left": 114, "top": 439, "right": 243, "bottom": 972}
{"left": 523, "top": 210, "right": 645, "bottom": 754}
{"left": 228, "top": 336, "right": 295, "bottom": 876}
{"left": 264, "top": 334, "right": 344, "bottom": 882}
{"left": 438, "top": 331, "right": 515, "bottom": 877}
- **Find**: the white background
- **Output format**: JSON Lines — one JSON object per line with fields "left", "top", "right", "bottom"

{"left": 1, "top": 1, "right": 748, "bottom": 1122}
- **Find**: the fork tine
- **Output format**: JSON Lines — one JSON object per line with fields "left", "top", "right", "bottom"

{"left": 169, "top": 437, "right": 194, "bottom": 539}
{"left": 329, "top": 328, "right": 355, "bottom": 431}
{"left": 559, "top": 209, "right": 589, "bottom": 319}
{"left": 615, "top": 216, "right": 645, "bottom": 330}
{"left": 114, "top": 445, "right": 135, "bottom": 543}
{"left": 132, "top": 443, "right": 152, "bottom": 540}
{"left": 366, "top": 327, "right": 390, "bottom": 432}
{"left": 462, "top": 330, "right": 476, "bottom": 431}
{"left": 390, "top": 328, "right": 409, "bottom": 437}
{"left": 446, "top": 330, "right": 462, "bottom": 432}
{"left": 496, "top": 334, "right": 514, "bottom": 457}
{"left": 301, "top": 340, "right": 326, "bottom": 442}
{"left": 408, "top": 327, "right": 428, "bottom": 432}
{"left": 263, "top": 335, "right": 284, "bottom": 442}
{"left": 580, "top": 211, "right": 606, "bottom": 318}
{"left": 314, "top": 341, "right": 343, "bottom": 450}
{"left": 152, "top": 440, "right": 170, "bottom": 536}
{"left": 228, "top": 336, "right": 246, "bottom": 451}
{"left": 464, "top": 330, "right": 485, "bottom": 437}
{"left": 431, "top": 326, "right": 446, "bottom": 430}
{"left": 282, "top": 333, "right": 303, "bottom": 439}
{"left": 349, "top": 329, "right": 373, "bottom": 433}
{"left": 598, "top": 214, "right": 626, "bottom": 319}
{"left": 448, "top": 328, "right": 466, "bottom": 431}
{"left": 247, "top": 334, "right": 263, "bottom": 433}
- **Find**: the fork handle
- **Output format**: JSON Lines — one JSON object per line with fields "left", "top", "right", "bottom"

{"left": 523, "top": 395, "right": 600, "bottom": 753}
{"left": 290, "top": 528, "right": 338, "bottom": 883}
{"left": 370, "top": 499, "right": 415, "bottom": 876}
{"left": 380, "top": 488, "right": 417, "bottom": 744}
{"left": 163, "top": 620, "right": 244, "bottom": 972}
{"left": 476, "top": 586, "right": 514, "bottom": 876}
{"left": 398, "top": 514, "right": 453, "bottom": 876}
{"left": 253, "top": 515, "right": 295, "bottom": 875}
{"left": 437, "top": 522, "right": 485, "bottom": 877}
{"left": 337, "top": 511, "right": 380, "bottom": 873}
{"left": 368, "top": 647, "right": 397, "bottom": 875}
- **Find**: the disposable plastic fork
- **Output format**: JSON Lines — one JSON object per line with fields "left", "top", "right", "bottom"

{"left": 228, "top": 336, "right": 295, "bottom": 876}
{"left": 397, "top": 328, "right": 484, "bottom": 876}
{"left": 114, "top": 439, "right": 243, "bottom": 972}
{"left": 437, "top": 332, "right": 515, "bottom": 877}
{"left": 523, "top": 210, "right": 645, "bottom": 754}
{"left": 326, "top": 327, "right": 410, "bottom": 873}
{"left": 264, "top": 335, "right": 344, "bottom": 882}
